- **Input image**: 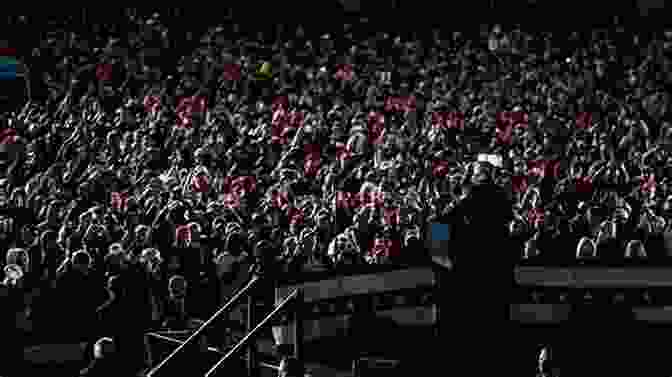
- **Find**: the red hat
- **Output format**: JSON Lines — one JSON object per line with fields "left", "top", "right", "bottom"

{"left": 175, "top": 225, "right": 192, "bottom": 243}
{"left": 110, "top": 192, "right": 129, "bottom": 211}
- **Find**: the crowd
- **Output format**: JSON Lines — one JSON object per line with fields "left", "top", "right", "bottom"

{"left": 1, "top": 8, "right": 672, "bottom": 376}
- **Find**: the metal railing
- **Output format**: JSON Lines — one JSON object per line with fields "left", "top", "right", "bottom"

{"left": 205, "top": 289, "right": 303, "bottom": 377}
{"left": 352, "top": 356, "right": 401, "bottom": 377}
{"left": 145, "top": 332, "right": 281, "bottom": 371}
{"left": 146, "top": 264, "right": 442, "bottom": 376}
{"left": 146, "top": 275, "right": 260, "bottom": 377}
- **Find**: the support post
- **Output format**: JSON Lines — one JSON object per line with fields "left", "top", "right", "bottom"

{"left": 247, "top": 293, "right": 257, "bottom": 377}
{"left": 293, "top": 289, "right": 303, "bottom": 364}
{"left": 434, "top": 267, "right": 441, "bottom": 338}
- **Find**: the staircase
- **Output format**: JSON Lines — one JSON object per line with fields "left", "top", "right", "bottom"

{"left": 144, "top": 276, "right": 306, "bottom": 377}
{"left": 144, "top": 264, "right": 441, "bottom": 377}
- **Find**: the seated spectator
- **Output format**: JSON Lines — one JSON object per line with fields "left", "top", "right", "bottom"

{"left": 576, "top": 237, "right": 597, "bottom": 260}
{"left": 279, "top": 356, "right": 305, "bottom": 377}
{"left": 523, "top": 238, "right": 541, "bottom": 260}
{"left": 102, "top": 243, "right": 125, "bottom": 277}
{"left": 624, "top": 239, "right": 648, "bottom": 260}
{"left": 595, "top": 221, "right": 623, "bottom": 263}
{"left": 2, "top": 263, "right": 24, "bottom": 288}
{"left": 5, "top": 247, "right": 29, "bottom": 274}
{"left": 537, "top": 346, "right": 560, "bottom": 377}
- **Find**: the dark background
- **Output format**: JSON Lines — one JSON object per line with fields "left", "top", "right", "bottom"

{"left": 2, "top": 1, "right": 665, "bottom": 44}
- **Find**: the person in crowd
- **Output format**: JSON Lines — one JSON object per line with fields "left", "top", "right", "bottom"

{"left": 278, "top": 356, "right": 305, "bottom": 377}
{"left": 78, "top": 337, "right": 123, "bottom": 377}
{"left": 537, "top": 346, "right": 560, "bottom": 377}
{"left": 96, "top": 273, "right": 150, "bottom": 374}
{"left": 55, "top": 250, "right": 104, "bottom": 342}
{"left": 0, "top": 264, "right": 27, "bottom": 374}
{"left": 162, "top": 274, "right": 189, "bottom": 329}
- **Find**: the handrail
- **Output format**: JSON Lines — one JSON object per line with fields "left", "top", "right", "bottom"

{"left": 276, "top": 263, "right": 432, "bottom": 286}
{"left": 147, "top": 332, "right": 224, "bottom": 354}
{"left": 151, "top": 329, "right": 193, "bottom": 336}
{"left": 205, "top": 289, "right": 300, "bottom": 377}
{"left": 146, "top": 276, "right": 260, "bottom": 377}
{"left": 146, "top": 332, "right": 281, "bottom": 371}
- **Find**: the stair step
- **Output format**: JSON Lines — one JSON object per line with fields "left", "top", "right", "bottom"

{"left": 146, "top": 336, "right": 355, "bottom": 377}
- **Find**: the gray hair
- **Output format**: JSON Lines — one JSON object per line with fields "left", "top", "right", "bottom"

{"left": 576, "top": 237, "right": 597, "bottom": 259}
{"left": 625, "top": 240, "right": 647, "bottom": 259}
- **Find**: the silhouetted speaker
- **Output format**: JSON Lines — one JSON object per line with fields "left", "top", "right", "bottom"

{"left": 638, "top": 0, "right": 666, "bottom": 15}
{"left": 452, "top": 162, "right": 513, "bottom": 285}
{"left": 339, "top": 0, "right": 361, "bottom": 11}
{"left": 449, "top": 162, "right": 514, "bottom": 374}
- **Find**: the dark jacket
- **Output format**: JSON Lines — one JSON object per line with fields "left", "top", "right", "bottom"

{"left": 0, "top": 283, "right": 25, "bottom": 372}
{"left": 120, "top": 262, "right": 156, "bottom": 331}
{"left": 450, "top": 182, "right": 513, "bottom": 336}
{"left": 96, "top": 293, "right": 148, "bottom": 374}
{"left": 96, "top": 295, "right": 129, "bottom": 341}
{"left": 78, "top": 356, "right": 125, "bottom": 377}
{"left": 55, "top": 268, "right": 104, "bottom": 340}
{"left": 452, "top": 183, "right": 514, "bottom": 272}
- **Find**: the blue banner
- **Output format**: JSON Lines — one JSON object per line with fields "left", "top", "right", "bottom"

{"left": 0, "top": 64, "right": 18, "bottom": 73}
{"left": 430, "top": 223, "right": 450, "bottom": 241}
{"left": 0, "top": 71, "right": 17, "bottom": 80}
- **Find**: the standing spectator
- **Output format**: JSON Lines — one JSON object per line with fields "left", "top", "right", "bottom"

{"left": 162, "top": 274, "right": 188, "bottom": 329}
{"left": 78, "top": 337, "right": 123, "bottom": 377}
{"left": 96, "top": 274, "right": 148, "bottom": 375}
{"left": 0, "top": 264, "right": 27, "bottom": 376}
{"left": 54, "top": 250, "right": 103, "bottom": 342}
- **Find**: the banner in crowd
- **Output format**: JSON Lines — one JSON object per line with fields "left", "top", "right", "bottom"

{"left": 0, "top": 47, "right": 20, "bottom": 80}
{"left": 0, "top": 44, "right": 30, "bottom": 116}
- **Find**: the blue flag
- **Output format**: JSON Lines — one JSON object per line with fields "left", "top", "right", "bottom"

{"left": 0, "top": 71, "right": 17, "bottom": 80}
{"left": 430, "top": 223, "right": 450, "bottom": 241}
{"left": 427, "top": 223, "right": 452, "bottom": 268}
{"left": 0, "top": 56, "right": 18, "bottom": 79}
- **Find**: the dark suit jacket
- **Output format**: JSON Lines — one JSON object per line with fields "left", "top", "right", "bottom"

{"left": 0, "top": 283, "right": 24, "bottom": 372}
{"left": 446, "top": 182, "right": 514, "bottom": 373}
{"left": 55, "top": 269, "right": 104, "bottom": 340}
{"left": 96, "top": 295, "right": 148, "bottom": 374}
{"left": 452, "top": 183, "right": 514, "bottom": 280}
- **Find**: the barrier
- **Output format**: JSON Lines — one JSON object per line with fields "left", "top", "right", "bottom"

{"left": 513, "top": 266, "right": 672, "bottom": 323}
{"left": 273, "top": 266, "right": 439, "bottom": 346}
{"left": 516, "top": 266, "right": 672, "bottom": 287}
